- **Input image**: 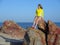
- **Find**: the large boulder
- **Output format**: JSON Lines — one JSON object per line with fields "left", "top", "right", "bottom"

{"left": 53, "top": 27, "right": 60, "bottom": 45}
{"left": 38, "top": 19, "right": 49, "bottom": 45}
{"left": 24, "top": 27, "right": 46, "bottom": 45}
{"left": 38, "top": 18, "right": 46, "bottom": 30}
{"left": 1, "top": 20, "right": 26, "bottom": 39}
{"left": 48, "top": 20, "right": 60, "bottom": 45}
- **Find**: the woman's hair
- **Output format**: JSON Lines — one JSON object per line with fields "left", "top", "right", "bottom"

{"left": 38, "top": 4, "right": 43, "bottom": 9}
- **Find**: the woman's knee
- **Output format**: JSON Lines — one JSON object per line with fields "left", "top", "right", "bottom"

{"left": 38, "top": 17, "right": 43, "bottom": 21}
{"left": 36, "top": 17, "right": 42, "bottom": 23}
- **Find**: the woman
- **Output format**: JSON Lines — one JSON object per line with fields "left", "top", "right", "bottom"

{"left": 32, "top": 4, "right": 44, "bottom": 29}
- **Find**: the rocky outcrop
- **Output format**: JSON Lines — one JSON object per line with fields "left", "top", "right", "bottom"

{"left": 0, "top": 20, "right": 26, "bottom": 39}
{"left": 24, "top": 27, "right": 46, "bottom": 45}
{"left": 0, "top": 20, "right": 60, "bottom": 45}
{"left": 0, "top": 20, "right": 27, "bottom": 45}
{"left": 37, "top": 20, "right": 60, "bottom": 45}
{"left": 48, "top": 20, "right": 60, "bottom": 45}
{"left": 24, "top": 18, "right": 47, "bottom": 45}
{"left": 38, "top": 18, "right": 46, "bottom": 30}
{"left": 38, "top": 18, "right": 49, "bottom": 45}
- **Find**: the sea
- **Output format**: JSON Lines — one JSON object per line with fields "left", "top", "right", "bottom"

{"left": 18, "top": 22, "right": 60, "bottom": 28}
{"left": 0, "top": 22, "right": 60, "bottom": 45}
{"left": 0, "top": 22, "right": 60, "bottom": 29}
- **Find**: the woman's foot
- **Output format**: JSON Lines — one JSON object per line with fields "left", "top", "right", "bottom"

{"left": 32, "top": 26, "right": 35, "bottom": 29}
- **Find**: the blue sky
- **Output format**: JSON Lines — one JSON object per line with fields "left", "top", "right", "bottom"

{"left": 0, "top": 0, "right": 60, "bottom": 22}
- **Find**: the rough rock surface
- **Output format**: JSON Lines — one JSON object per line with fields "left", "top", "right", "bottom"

{"left": 0, "top": 20, "right": 26, "bottom": 45}
{"left": 1, "top": 20, "right": 26, "bottom": 39}
{"left": 0, "top": 20, "right": 60, "bottom": 45}
{"left": 24, "top": 26, "right": 46, "bottom": 45}
{"left": 38, "top": 18, "right": 46, "bottom": 30}
{"left": 48, "top": 20, "right": 60, "bottom": 45}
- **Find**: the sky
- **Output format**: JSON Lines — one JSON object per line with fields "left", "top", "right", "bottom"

{"left": 0, "top": 0, "right": 60, "bottom": 22}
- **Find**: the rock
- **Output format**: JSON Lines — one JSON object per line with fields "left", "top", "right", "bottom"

{"left": 0, "top": 36, "right": 10, "bottom": 45}
{"left": 24, "top": 27, "right": 46, "bottom": 45}
{"left": 48, "top": 20, "right": 60, "bottom": 45}
{"left": 2, "top": 20, "right": 22, "bottom": 30}
{"left": 38, "top": 19, "right": 48, "bottom": 45}
{"left": 0, "top": 20, "right": 26, "bottom": 45}
{"left": 1, "top": 20, "right": 26, "bottom": 39}
{"left": 48, "top": 20, "right": 57, "bottom": 45}
{"left": 48, "top": 20, "right": 58, "bottom": 34}
{"left": 53, "top": 28, "right": 60, "bottom": 45}
{"left": 38, "top": 18, "right": 46, "bottom": 30}
{"left": 0, "top": 26, "right": 1, "bottom": 31}
{"left": 0, "top": 32, "right": 24, "bottom": 45}
{"left": 0, "top": 36, "right": 5, "bottom": 42}
{"left": 0, "top": 42, "right": 10, "bottom": 45}
{"left": 0, "top": 20, "right": 60, "bottom": 45}
{"left": 56, "top": 27, "right": 60, "bottom": 34}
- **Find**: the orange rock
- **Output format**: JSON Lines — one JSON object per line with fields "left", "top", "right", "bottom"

{"left": 48, "top": 20, "right": 60, "bottom": 45}
{"left": 24, "top": 27, "right": 46, "bottom": 45}
{"left": 56, "top": 28, "right": 60, "bottom": 34}
{"left": 1, "top": 20, "right": 26, "bottom": 39}
{"left": 3, "top": 20, "right": 22, "bottom": 30}
{"left": 38, "top": 18, "right": 46, "bottom": 30}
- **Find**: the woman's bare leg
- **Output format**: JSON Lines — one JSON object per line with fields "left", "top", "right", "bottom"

{"left": 32, "top": 16, "right": 38, "bottom": 28}
{"left": 35, "top": 17, "right": 42, "bottom": 28}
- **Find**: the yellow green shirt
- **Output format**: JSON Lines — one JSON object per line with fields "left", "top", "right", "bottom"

{"left": 36, "top": 8, "right": 44, "bottom": 17}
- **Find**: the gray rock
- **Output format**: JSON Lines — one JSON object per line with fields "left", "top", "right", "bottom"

{"left": 24, "top": 28, "right": 46, "bottom": 45}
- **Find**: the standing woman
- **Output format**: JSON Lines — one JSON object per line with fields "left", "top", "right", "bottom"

{"left": 32, "top": 4, "right": 44, "bottom": 29}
